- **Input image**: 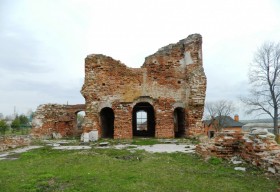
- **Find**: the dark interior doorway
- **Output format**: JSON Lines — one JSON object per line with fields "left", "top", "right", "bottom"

{"left": 132, "top": 102, "right": 155, "bottom": 137}
{"left": 174, "top": 107, "right": 185, "bottom": 138}
{"left": 209, "top": 131, "right": 215, "bottom": 138}
{"left": 100, "top": 107, "right": 114, "bottom": 138}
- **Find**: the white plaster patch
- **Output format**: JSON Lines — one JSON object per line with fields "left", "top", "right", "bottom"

{"left": 89, "top": 130, "right": 98, "bottom": 141}
{"left": 0, "top": 153, "right": 9, "bottom": 158}
{"left": 136, "top": 144, "right": 195, "bottom": 153}
{"left": 95, "top": 144, "right": 196, "bottom": 153}
{"left": 113, "top": 144, "right": 138, "bottom": 149}
{"left": 199, "top": 50, "right": 202, "bottom": 59}
{"left": 32, "top": 118, "right": 43, "bottom": 128}
{"left": 268, "top": 167, "right": 276, "bottom": 174}
{"left": 232, "top": 160, "right": 243, "bottom": 165}
{"left": 81, "top": 133, "right": 89, "bottom": 142}
{"left": 9, "top": 146, "right": 43, "bottom": 153}
{"left": 179, "top": 51, "right": 193, "bottom": 66}
{"left": 46, "top": 143, "right": 60, "bottom": 147}
{"left": 53, "top": 146, "right": 91, "bottom": 150}
{"left": 234, "top": 167, "right": 246, "bottom": 171}
{"left": 0, "top": 157, "right": 18, "bottom": 160}
{"left": 42, "top": 140, "right": 75, "bottom": 144}
{"left": 81, "top": 131, "right": 98, "bottom": 142}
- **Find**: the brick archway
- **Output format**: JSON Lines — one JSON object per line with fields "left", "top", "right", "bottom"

{"left": 174, "top": 107, "right": 185, "bottom": 138}
{"left": 100, "top": 107, "right": 114, "bottom": 138}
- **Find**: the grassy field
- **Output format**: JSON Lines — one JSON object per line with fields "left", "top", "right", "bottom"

{"left": 0, "top": 140, "right": 279, "bottom": 192}
{"left": 1, "top": 128, "right": 31, "bottom": 136}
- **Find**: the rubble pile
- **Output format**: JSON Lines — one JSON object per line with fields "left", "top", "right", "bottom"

{"left": 196, "top": 129, "right": 280, "bottom": 175}
{"left": 240, "top": 129, "right": 280, "bottom": 174}
{"left": 196, "top": 131, "right": 244, "bottom": 159}
{"left": 0, "top": 136, "right": 31, "bottom": 152}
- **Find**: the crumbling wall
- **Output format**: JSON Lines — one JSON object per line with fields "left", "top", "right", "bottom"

{"left": 196, "top": 130, "right": 280, "bottom": 175}
{"left": 0, "top": 135, "right": 31, "bottom": 152}
{"left": 31, "top": 104, "right": 85, "bottom": 138}
{"left": 196, "top": 131, "right": 244, "bottom": 159}
{"left": 81, "top": 34, "right": 207, "bottom": 139}
{"left": 241, "top": 130, "right": 280, "bottom": 174}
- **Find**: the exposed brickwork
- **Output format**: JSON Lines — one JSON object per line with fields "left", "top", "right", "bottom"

{"left": 240, "top": 132, "right": 280, "bottom": 174}
{"left": 196, "top": 130, "right": 280, "bottom": 175}
{"left": 81, "top": 34, "right": 207, "bottom": 139}
{"left": 32, "top": 34, "right": 206, "bottom": 139}
{"left": 31, "top": 104, "right": 85, "bottom": 138}
{"left": 196, "top": 131, "right": 244, "bottom": 159}
{"left": 0, "top": 136, "right": 31, "bottom": 152}
{"left": 113, "top": 102, "right": 133, "bottom": 139}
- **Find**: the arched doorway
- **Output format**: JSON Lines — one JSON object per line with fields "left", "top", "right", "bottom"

{"left": 174, "top": 107, "right": 185, "bottom": 138}
{"left": 76, "top": 111, "right": 85, "bottom": 130}
{"left": 132, "top": 102, "right": 155, "bottom": 137}
{"left": 100, "top": 107, "right": 114, "bottom": 138}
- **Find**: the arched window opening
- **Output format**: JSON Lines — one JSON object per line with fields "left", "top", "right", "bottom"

{"left": 76, "top": 111, "right": 85, "bottom": 129}
{"left": 100, "top": 107, "right": 114, "bottom": 138}
{"left": 174, "top": 107, "right": 185, "bottom": 138}
{"left": 133, "top": 102, "right": 155, "bottom": 137}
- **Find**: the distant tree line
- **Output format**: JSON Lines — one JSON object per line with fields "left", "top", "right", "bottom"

{"left": 0, "top": 114, "right": 32, "bottom": 135}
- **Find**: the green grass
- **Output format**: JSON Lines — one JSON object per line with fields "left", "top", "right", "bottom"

{"left": 1, "top": 128, "right": 31, "bottom": 136}
{"left": 131, "top": 138, "right": 161, "bottom": 145}
{"left": 0, "top": 146, "right": 279, "bottom": 192}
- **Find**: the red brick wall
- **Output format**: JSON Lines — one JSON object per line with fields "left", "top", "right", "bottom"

{"left": 32, "top": 104, "right": 85, "bottom": 138}
{"left": 81, "top": 34, "right": 207, "bottom": 139}
{"left": 113, "top": 102, "right": 133, "bottom": 139}
{"left": 203, "top": 123, "right": 242, "bottom": 138}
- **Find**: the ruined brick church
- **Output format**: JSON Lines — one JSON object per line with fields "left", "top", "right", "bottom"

{"left": 32, "top": 34, "right": 207, "bottom": 139}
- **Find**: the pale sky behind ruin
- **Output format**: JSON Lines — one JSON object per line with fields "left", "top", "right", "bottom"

{"left": 1, "top": 0, "right": 280, "bottom": 119}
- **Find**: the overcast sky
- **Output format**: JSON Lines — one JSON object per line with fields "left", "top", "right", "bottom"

{"left": 1, "top": 0, "right": 280, "bottom": 119}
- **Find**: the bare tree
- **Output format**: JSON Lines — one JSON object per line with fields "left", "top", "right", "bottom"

{"left": 241, "top": 42, "right": 280, "bottom": 138}
{"left": 205, "top": 100, "right": 236, "bottom": 131}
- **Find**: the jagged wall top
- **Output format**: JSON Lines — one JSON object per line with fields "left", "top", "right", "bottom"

{"left": 85, "top": 33, "right": 203, "bottom": 69}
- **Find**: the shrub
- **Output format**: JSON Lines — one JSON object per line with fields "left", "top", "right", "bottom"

{"left": 0, "top": 120, "right": 8, "bottom": 135}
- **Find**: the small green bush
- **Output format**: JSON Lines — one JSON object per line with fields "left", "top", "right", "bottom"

{"left": 0, "top": 119, "right": 8, "bottom": 135}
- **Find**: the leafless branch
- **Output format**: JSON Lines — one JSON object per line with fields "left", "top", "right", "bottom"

{"left": 205, "top": 100, "right": 236, "bottom": 131}
{"left": 241, "top": 41, "right": 280, "bottom": 136}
